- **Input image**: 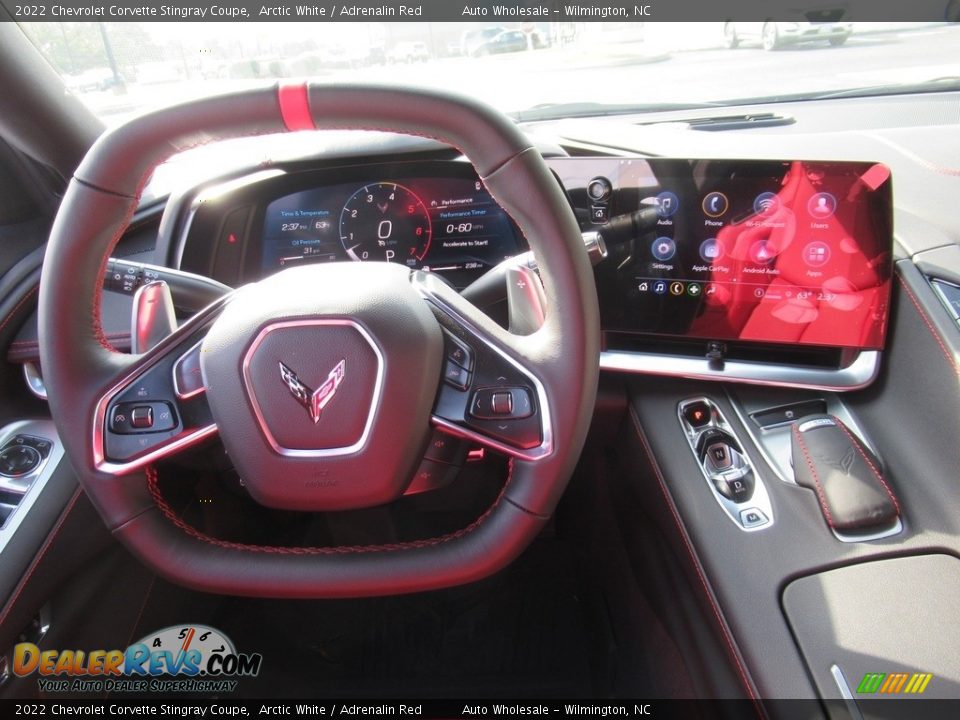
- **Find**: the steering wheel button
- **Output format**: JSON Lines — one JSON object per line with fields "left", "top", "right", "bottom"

{"left": 131, "top": 406, "right": 154, "bottom": 429}
{"left": 443, "top": 361, "right": 471, "bottom": 391}
{"left": 424, "top": 430, "right": 467, "bottom": 465}
{"left": 110, "top": 402, "right": 177, "bottom": 434}
{"left": 491, "top": 392, "right": 513, "bottom": 415}
{"left": 470, "top": 387, "right": 534, "bottom": 421}
{"left": 443, "top": 333, "right": 474, "bottom": 371}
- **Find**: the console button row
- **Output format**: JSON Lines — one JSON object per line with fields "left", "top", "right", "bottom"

{"left": 678, "top": 397, "right": 773, "bottom": 532}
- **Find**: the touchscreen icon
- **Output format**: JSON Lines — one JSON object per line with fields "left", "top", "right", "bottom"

{"left": 749, "top": 239, "right": 777, "bottom": 264}
{"left": 654, "top": 191, "right": 679, "bottom": 218}
{"left": 669, "top": 281, "right": 685, "bottom": 296}
{"left": 704, "top": 283, "right": 729, "bottom": 306}
{"left": 702, "top": 192, "right": 729, "bottom": 218}
{"left": 653, "top": 280, "right": 667, "bottom": 295}
{"left": 808, "top": 192, "right": 837, "bottom": 220}
{"left": 638, "top": 281, "right": 649, "bottom": 292}
{"left": 753, "top": 192, "right": 780, "bottom": 216}
{"left": 803, "top": 241, "right": 831, "bottom": 267}
{"left": 687, "top": 283, "right": 702, "bottom": 297}
{"left": 699, "top": 238, "right": 725, "bottom": 262}
{"left": 651, "top": 237, "right": 676, "bottom": 262}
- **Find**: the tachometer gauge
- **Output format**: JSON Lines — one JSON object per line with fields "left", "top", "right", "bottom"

{"left": 339, "top": 183, "right": 432, "bottom": 264}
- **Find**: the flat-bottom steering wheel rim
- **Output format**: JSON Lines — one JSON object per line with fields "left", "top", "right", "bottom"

{"left": 39, "top": 83, "right": 599, "bottom": 598}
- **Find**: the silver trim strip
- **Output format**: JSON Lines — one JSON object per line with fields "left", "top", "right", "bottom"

{"left": 600, "top": 349, "right": 881, "bottom": 392}
{"left": 833, "top": 516, "right": 903, "bottom": 544}
{"left": 831, "top": 664, "right": 865, "bottom": 720}
{"left": 798, "top": 417, "right": 837, "bottom": 433}
{"left": 0, "top": 421, "right": 65, "bottom": 555}
{"left": 22, "top": 362, "right": 47, "bottom": 400}
{"left": 241, "top": 319, "right": 384, "bottom": 458}
{"left": 412, "top": 274, "right": 553, "bottom": 462}
{"left": 172, "top": 340, "right": 206, "bottom": 400}
{"left": 93, "top": 295, "right": 231, "bottom": 476}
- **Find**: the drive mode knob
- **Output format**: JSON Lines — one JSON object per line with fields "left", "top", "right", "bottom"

{"left": 0, "top": 445, "right": 41, "bottom": 477}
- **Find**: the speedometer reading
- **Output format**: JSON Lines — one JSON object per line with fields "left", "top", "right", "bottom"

{"left": 339, "top": 183, "right": 432, "bottom": 264}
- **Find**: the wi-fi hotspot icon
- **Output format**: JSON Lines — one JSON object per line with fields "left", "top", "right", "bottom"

{"left": 754, "top": 192, "right": 779, "bottom": 215}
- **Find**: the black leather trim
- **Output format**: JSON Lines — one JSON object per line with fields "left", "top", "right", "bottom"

{"left": 791, "top": 414, "right": 899, "bottom": 531}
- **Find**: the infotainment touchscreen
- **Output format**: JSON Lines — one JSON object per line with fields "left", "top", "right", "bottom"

{"left": 590, "top": 159, "right": 893, "bottom": 350}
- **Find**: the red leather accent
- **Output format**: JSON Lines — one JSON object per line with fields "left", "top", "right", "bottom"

{"left": 791, "top": 424, "right": 836, "bottom": 529}
{"left": 630, "top": 408, "right": 761, "bottom": 707}
{"left": 278, "top": 83, "right": 315, "bottom": 131}
{"left": 145, "top": 462, "right": 512, "bottom": 555}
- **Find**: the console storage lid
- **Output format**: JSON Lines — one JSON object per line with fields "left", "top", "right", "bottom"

{"left": 782, "top": 554, "right": 960, "bottom": 706}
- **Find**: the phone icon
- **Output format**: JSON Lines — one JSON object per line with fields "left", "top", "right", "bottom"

{"left": 702, "top": 192, "right": 728, "bottom": 218}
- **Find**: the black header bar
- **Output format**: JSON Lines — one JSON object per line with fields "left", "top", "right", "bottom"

{"left": 2, "top": 0, "right": 956, "bottom": 22}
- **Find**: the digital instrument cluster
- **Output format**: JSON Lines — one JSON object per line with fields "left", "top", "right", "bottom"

{"left": 260, "top": 171, "right": 522, "bottom": 288}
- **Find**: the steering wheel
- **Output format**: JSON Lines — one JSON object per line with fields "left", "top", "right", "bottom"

{"left": 39, "top": 84, "right": 599, "bottom": 598}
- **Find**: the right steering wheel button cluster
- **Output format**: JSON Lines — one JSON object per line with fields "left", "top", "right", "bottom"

{"left": 427, "top": 299, "right": 546, "bottom": 456}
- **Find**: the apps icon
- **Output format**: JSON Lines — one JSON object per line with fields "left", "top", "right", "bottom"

{"left": 807, "top": 192, "right": 837, "bottom": 220}
{"left": 654, "top": 191, "right": 679, "bottom": 218}
{"left": 803, "top": 241, "right": 831, "bottom": 267}
{"left": 702, "top": 192, "right": 729, "bottom": 218}
{"left": 753, "top": 192, "right": 780, "bottom": 216}
{"left": 651, "top": 237, "right": 676, "bottom": 262}
{"left": 653, "top": 280, "right": 668, "bottom": 295}
{"left": 699, "top": 238, "right": 725, "bottom": 262}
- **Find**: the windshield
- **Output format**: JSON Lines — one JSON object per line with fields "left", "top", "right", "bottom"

{"left": 19, "top": 20, "right": 960, "bottom": 125}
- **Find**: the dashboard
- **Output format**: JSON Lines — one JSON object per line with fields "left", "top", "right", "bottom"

{"left": 170, "top": 154, "right": 894, "bottom": 390}
{"left": 177, "top": 161, "right": 525, "bottom": 291}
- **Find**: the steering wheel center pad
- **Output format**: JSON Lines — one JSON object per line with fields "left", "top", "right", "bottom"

{"left": 204, "top": 262, "right": 441, "bottom": 510}
{"left": 38, "top": 83, "right": 600, "bottom": 597}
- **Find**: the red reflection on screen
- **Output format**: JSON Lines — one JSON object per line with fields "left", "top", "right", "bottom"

{"left": 688, "top": 162, "right": 891, "bottom": 349}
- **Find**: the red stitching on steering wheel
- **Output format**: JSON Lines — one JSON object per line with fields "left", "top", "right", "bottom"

{"left": 144, "top": 461, "right": 512, "bottom": 555}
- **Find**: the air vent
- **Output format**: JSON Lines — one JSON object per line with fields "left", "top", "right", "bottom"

{"left": 684, "top": 113, "right": 796, "bottom": 132}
